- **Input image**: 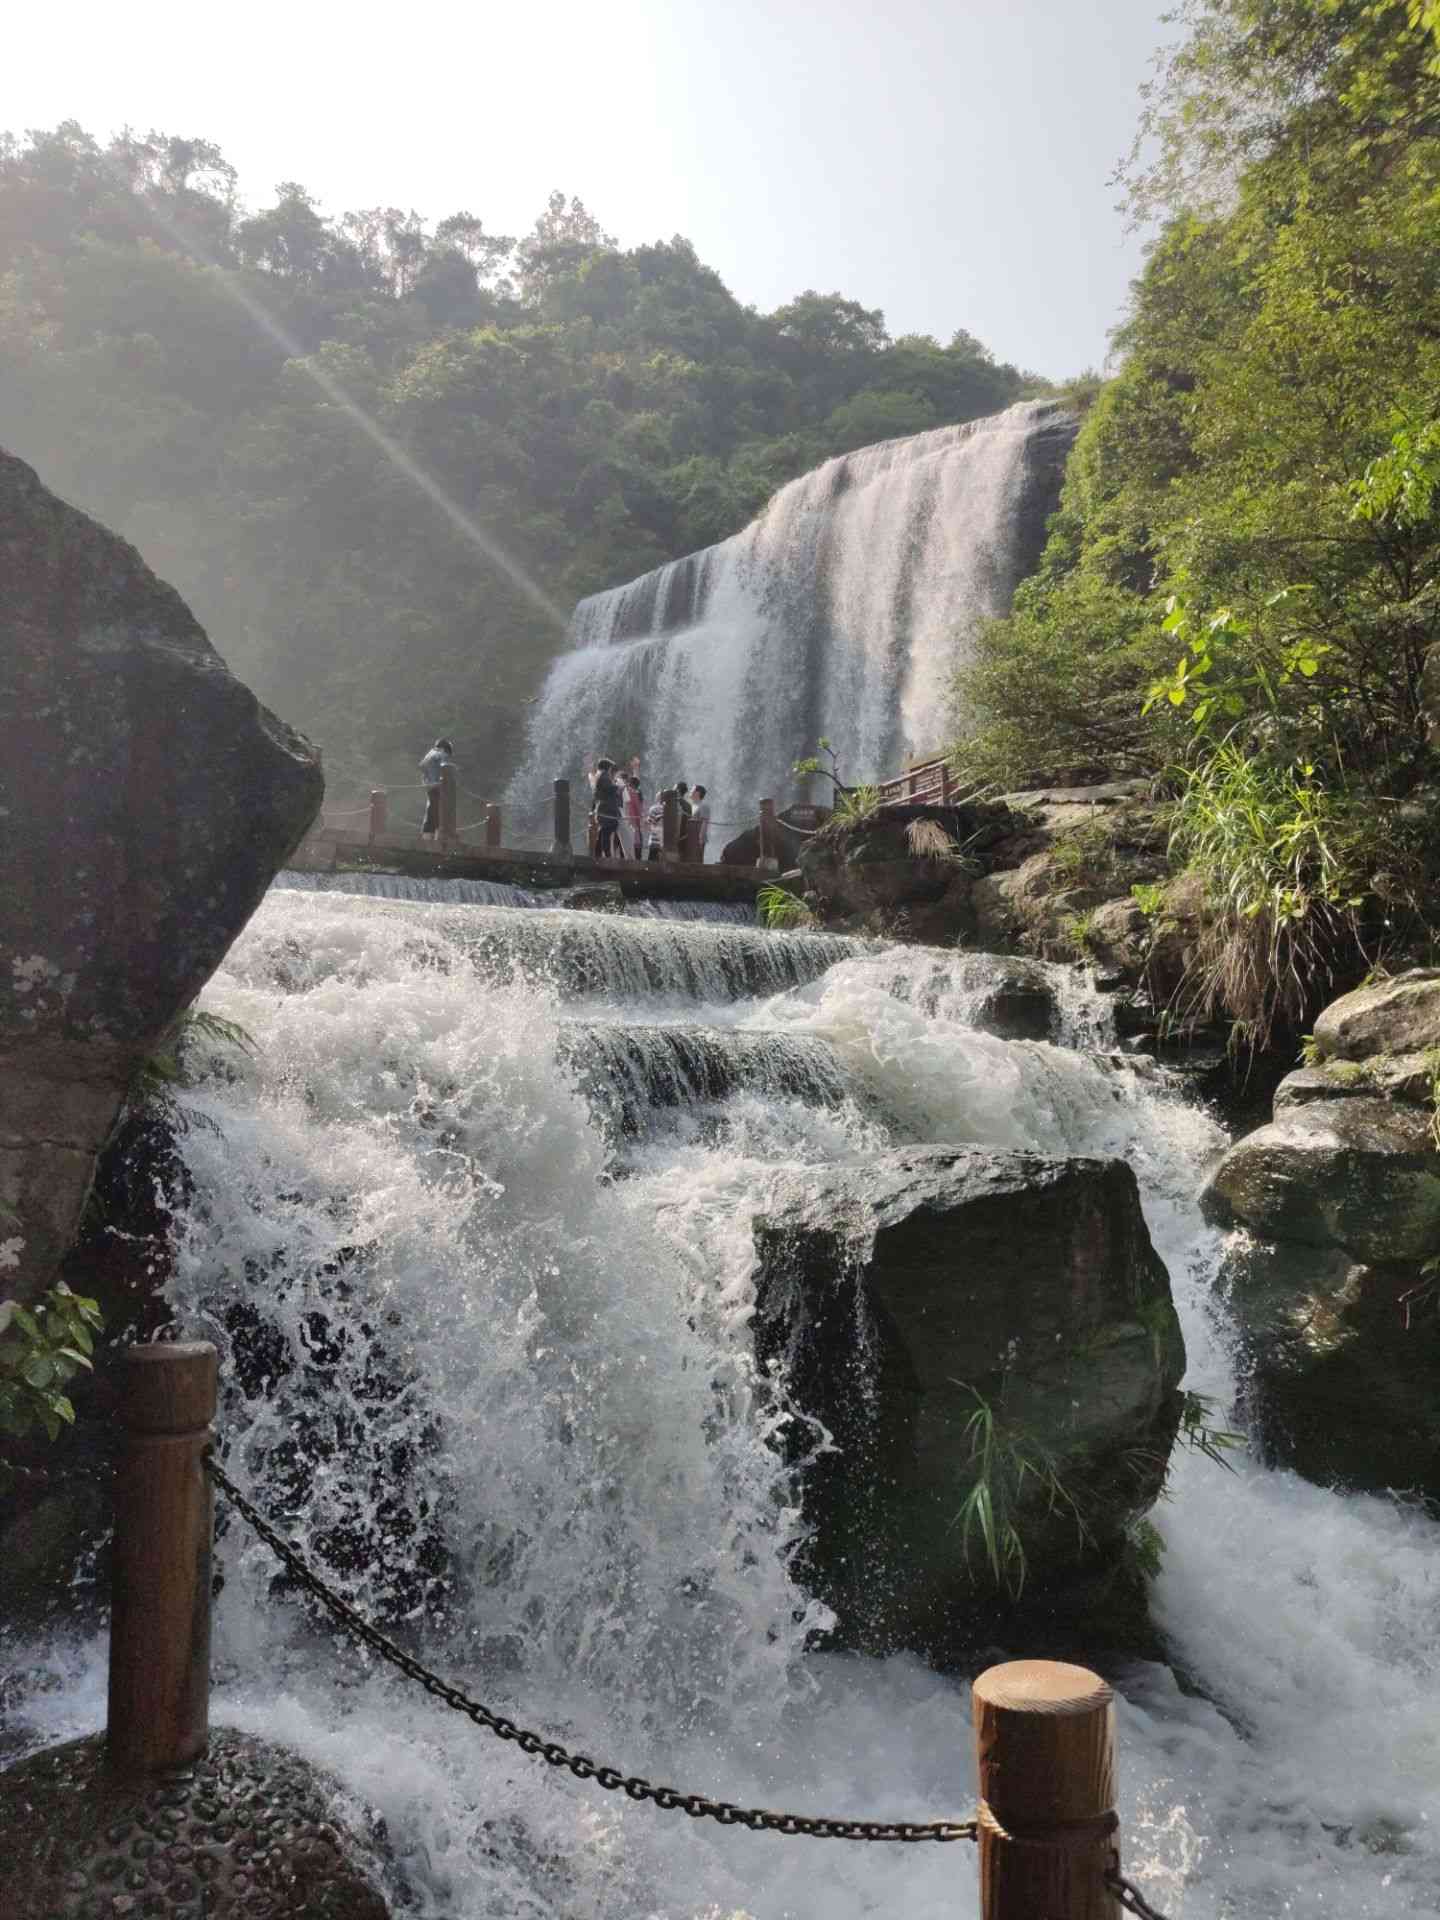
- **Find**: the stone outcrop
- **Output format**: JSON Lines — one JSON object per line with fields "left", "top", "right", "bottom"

{"left": 1204, "top": 967, "right": 1440, "bottom": 1496}
{"left": 752, "top": 1145, "right": 1184, "bottom": 1652}
{"left": 1, "top": 449, "right": 323, "bottom": 1302}
{"left": 796, "top": 798, "right": 1030, "bottom": 942}
{"left": 0, "top": 1727, "right": 391, "bottom": 1917}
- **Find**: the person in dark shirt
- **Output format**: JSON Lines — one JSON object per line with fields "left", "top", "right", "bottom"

{"left": 591, "top": 758, "right": 624, "bottom": 860}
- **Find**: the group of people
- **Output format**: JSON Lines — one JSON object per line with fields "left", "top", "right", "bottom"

{"left": 416, "top": 738, "right": 713, "bottom": 862}
{"left": 587, "top": 756, "right": 712, "bottom": 863}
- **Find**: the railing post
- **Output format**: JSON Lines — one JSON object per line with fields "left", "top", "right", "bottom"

{"left": 940, "top": 764, "right": 953, "bottom": 809}
{"left": 552, "top": 778, "right": 571, "bottom": 856}
{"left": 107, "top": 1342, "right": 218, "bottom": 1775}
{"left": 972, "top": 1659, "right": 1118, "bottom": 1920}
{"left": 755, "top": 797, "right": 779, "bottom": 872}
{"left": 369, "top": 789, "right": 387, "bottom": 841}
{"left": 485, "top": 803, "right": 502, "bottom": 848}
{"left": 439, "top": 764, "right": 457, "bottom": 841}
{"left": 661, "top": 790, "right": 680, "bottom": 863}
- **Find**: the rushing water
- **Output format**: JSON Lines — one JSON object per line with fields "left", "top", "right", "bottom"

{"left": 508, "top": 401, "right": 1075, "bottom": 835}
{"left": 9, "top": 886, "right": 1439, "bottom": 1917}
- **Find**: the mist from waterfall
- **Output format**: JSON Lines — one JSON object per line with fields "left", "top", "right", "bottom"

{"left": 508, "top": 401, "right": 1075, "bottom": 835}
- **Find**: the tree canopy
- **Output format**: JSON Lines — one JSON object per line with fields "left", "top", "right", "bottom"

{"left": 0, "top": 124, "right": 1026, "bottom": 796}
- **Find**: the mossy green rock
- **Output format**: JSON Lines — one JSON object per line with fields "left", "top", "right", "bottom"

{"left": 753, "top": 1145, "right": 1184, "bottom": 1651}
{"left": 1201, "top": 1099, "right": 1440, "bottom": 1262}
{"left": 1219, "top": 1236, "right": 1440, "bottom": 1497}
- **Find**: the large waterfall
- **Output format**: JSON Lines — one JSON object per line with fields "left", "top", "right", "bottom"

{"left": 508, "top": 401, "right": 1075, "bottom": 835}
{"left": 9, "top": 878, "right": 1438, "bottom": 1917}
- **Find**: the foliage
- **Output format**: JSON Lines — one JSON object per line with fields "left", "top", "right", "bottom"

{"left": 792, "top": 738, "right": 852, "bottom": 796}
{"left": 905, "top": 818, "right": 967, "bottom": 863}
{"left": 0, "top": 127, "right": 1026, "bottom": 800}
{"left": 954, "top": 1386, "right": 1091, "bottom": 1598}
{"left": 950, "top": 1, "right": 1440, "bottom": 1040}
{"left": 831, "top": 783, "right": 882, "bottom": 825}
{"left": 1175, "top": 1389, "right": 1245, "bottom": 1470}
{"left": 1060, "top": 907, "right": 1101, "bottom": 958}
{"left": 756, "top": 885, "right": 816, "bottom": 931}
{"left": 135, "top": 1008, "right": 256, "bottom": 1100}
{"left": 1167, "top": 739, "right": 1373, "bottom": 1046}
{"left": 0, "top": 1283, "right": 104, "bottom": 1449}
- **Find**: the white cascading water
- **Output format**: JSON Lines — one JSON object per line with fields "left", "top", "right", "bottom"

{"left": 507, "top": 402, "right": 1075, "bottom": 833}
{"left": 9, "top": 882, "right": 1439, "bottom": 1917}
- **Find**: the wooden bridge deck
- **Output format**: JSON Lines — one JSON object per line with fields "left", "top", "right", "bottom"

{"left": 289, "top": 825, "right": 774, "bottom": 903}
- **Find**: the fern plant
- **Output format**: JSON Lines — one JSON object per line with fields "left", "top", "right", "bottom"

{"left": 757, "top": 885, "right": 816, "bottom": 931}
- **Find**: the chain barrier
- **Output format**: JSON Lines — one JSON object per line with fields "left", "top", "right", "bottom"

{"left": 205, "top": 1454, "right": 976, "bottom": 1845}
{"left": 1106, "top": 1856, "right": 1174, "bottom": 1918}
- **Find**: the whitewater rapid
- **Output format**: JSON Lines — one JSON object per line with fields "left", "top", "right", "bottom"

{"left": 8, "top": 885, "right": 1438, "bottom": 1917}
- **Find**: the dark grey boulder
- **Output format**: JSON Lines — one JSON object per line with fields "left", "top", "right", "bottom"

{"left": 0, "top": 448, "right": 322, "bottom": 1301}
{"left": 1201, "top": 1099, "right": 1440, "bottom": 1262}
{"left": 752, "top": 1145, "right": 1184, "bottom": 1649}
{"left": 1218, "top": 1234, "right": 1440, "bottom": 1498}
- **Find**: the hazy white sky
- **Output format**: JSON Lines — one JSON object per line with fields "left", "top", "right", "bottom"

{"left": 9, "top": 0, "right": 1171, "bottom": 375}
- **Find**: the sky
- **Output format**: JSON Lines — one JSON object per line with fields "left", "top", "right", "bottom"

{"left": 7, "top": 0, "right": 1173, "bottom": 377}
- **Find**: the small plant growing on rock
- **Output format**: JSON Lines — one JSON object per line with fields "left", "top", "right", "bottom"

{"left": 757, "top": 885, "right": 816, "bottom": 931}
{"left": 905, "top": 818, "right": 965, "bottom": 863}
{"left": 135, "top": 1007, "right": 256, "bottom": 1102}
{"left": 0, "top": 1281, "right": 104, "bottom": 1452}
{"left": 832, "top": 783, "right": 882, "bottom": 825}
{"left": 954, "top": 1386, "right": 1091, "bottom": 1598}
{"left": 1061, "top": 907, "right": 1101, "bottom": 958}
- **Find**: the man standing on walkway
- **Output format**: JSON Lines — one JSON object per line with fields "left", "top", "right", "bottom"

{"left": 690, "top": 786, "right": 711, "bottom": 861}
{"left": 419, "top": 737, "right": 454, "bottom": 837}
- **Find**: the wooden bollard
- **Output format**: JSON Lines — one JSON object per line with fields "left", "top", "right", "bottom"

{"left": 973, "top": 1660, "right": 1118, "bottom": 1919}
{"left": 661, "top": 790, "right": 680, "bottom": 862}
{"left": 369, "top": 789, "right": 387, "bottom": 841}
{"left": 755, "top": 797, "right": 779, "bottom": 871}
{"left": 439, "top": 763, "right": 457, "bottom": 841}
{"left": 108, "top": 1342, "right": 218, "bottom": 1775}
{"left": 485, "top": 803, "right": 502, "bottom": 849}
{"left": 940, "top": 763, "right": 954, "bottom": 808}
{"left": 552, "top": 777, "right": 571, "bottom": 856}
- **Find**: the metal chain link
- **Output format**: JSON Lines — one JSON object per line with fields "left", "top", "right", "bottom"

{"left": 1106, "top": 1853, "right": 1174, "bottom": 1918}
{"left": 205, "top": 1454, "right": 977, "bottom": 1845}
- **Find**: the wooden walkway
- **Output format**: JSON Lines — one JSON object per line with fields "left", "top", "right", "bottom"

{"left": 290, "top": 824, "right": 773, "bottom": 903}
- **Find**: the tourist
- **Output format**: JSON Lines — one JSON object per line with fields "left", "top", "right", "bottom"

{"left": 624, "top": 773, "right": 645, "bottom": 860}
{"left": 645, "top": 787, "right": 669, "bottom": 861}
{"left": 419, "top": 737, "right": 454, "bottom": 837}
{"left": 591, "top": 758, "right": 624, "bottom": 861}
{"left": 673, "top": 780, "right": 692, "bottom": 819}
{"left": 691, "top": 785, "right": 711, "bottom": 860}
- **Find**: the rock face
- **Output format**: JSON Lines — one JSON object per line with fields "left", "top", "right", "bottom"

{"left": 753, "top": 1145, "right": 1184, "bottom": 1651}
{"left": 1, "top": 449, "right": 323, "bottom": 1301}
{"left": 797, "top": 799, "right": 1029, "bottom": 941}
{"left": 1204, "top": 967, "right": 1440, "bottom": 1496}
{"left": 0, "top": 1726, "right": 391, "bottom": 1917}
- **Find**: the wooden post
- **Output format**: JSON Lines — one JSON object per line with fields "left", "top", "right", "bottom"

{"left": 661, "top": 790, "right": 680, "bottom": 863}
{"left": 552, "top": 777, "right": 571, "bottom": 856}
{"left": 940, "top": 763, "right": 953, "bottom": 809}
{"left": 369, "top": 789, "right": 387, "bottom": 842}
{"left": 972, "top": 1659, "right": 1118, "bottom": 1920}
{"left": 485, "top": 803, "right": 502, "bottom": 849}
{"left": 439, "top": 763, "right": 457, "bottom": 841}
{"left": 108, "top": 1342, "right": 218, "bottom": 1775}
{"left": 755, "top": 797, "right": 779, "bottom": 872}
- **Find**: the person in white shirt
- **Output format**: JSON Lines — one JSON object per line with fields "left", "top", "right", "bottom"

{"left": 690, "top": 785, "right": 711, "bottom": 860}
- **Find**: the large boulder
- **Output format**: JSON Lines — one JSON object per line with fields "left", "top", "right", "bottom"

{"left": 797, "top": 798, "right": 1027, "bottom": 940}
{"left": 752, "top": 1145, "right": 1184, "bottom": 1652}
{"left": 1218, "top": 1235, "right": 1440, "bottom": 1498}
{"left": 0, "top": 449, "right": 322, "bottom": 1301}
{"left": 1311, "top": 967, "right": 1440, "bottom": 1062}
{"left": 1202, "top": 1100, "right": 1440, "bottom": 1262}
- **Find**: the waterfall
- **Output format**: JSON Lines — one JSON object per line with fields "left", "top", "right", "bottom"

{"left": 508, "top": 401, "right": 1075, "bottom": 835}
{"left": 8, "top": 889, "right": 1439, "bottom": 1917}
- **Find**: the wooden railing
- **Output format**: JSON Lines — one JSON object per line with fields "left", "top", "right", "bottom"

{"left": 874, "top": 754, "right": 958, "bottom": 808}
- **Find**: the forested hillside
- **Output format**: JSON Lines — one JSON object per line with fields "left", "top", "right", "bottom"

{"left": 951, "top": 0, "right": 1440, "bottom": 1044}
{"left": 0, "top": 125, "right": 1026, "bottom": 795}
